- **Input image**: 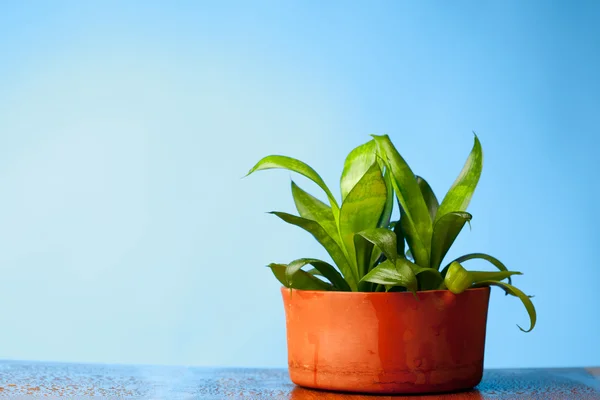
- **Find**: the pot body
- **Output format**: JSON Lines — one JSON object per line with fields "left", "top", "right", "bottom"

{"left": 282, "top": 286, "right": 490, "bottom": 394}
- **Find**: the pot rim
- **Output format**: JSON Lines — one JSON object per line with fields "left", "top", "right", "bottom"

{"left": 280, "top": 286, "right": 490, "bottom": 296}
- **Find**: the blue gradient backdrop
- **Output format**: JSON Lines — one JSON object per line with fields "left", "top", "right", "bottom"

{"left": 0, "top": 1, "right": 598, "bottom": 369}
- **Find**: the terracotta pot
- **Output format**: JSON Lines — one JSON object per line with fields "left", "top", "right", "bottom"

{"left": 281, "top": 286, "right": 491, "bottom": 394}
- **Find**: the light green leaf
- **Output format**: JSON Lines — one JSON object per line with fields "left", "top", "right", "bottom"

{"left": 436, "top": 134, "right": 483, "bottom": 222}
{"left": 268, "top": 263, "right": 332, "bottom": 291}
{"left": 442, "top": 253, "right": 513, "bottom": 285}
{"left": 430, "top": 212, "right": 472, "bottom": 270}
{"left": 286, "top": 258, "right": 352, "bottom": 292}
{"left": 269, "top": 211, "right": 357, "bottom": 291}
{"left": 416, "top": 176, "right": 439, "bottom": 222}
{"left": 473, "top": 280, "right": 536, "bottom": 332}
{"left": 372, "top": 134, "right": 432, "bottom": 267}
{"left": 340, "top": 140, "right": 378, "bottom": 200}
{"left": 471, "top": 270, "right": 522, "bottom": 283}
{"left": 360, "top": 259, "right": 417, "bottom": 293}
{"left": 339, "top": 162, "right": 387, "bottom": 268}
{"left": 443, "top": 261, "right": 473, "bottom": 294}
{"left": 247, "top": 155, "right": 340, "bottom": 221}
{"left": 443, "top": 261, "right": 522, "bottom": 294}
{"left": 291, "top": 181, "right": 343, "bottom": 248}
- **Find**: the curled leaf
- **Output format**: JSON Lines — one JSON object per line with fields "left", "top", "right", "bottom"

{"left": 473, "top": 280, "right": 536, "bottom": 332}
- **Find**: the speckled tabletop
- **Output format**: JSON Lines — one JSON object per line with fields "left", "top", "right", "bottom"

{"left": 0, "top": 361, "right": 598, "bottom": 399}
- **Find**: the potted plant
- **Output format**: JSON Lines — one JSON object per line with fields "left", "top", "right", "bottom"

{"left": 246, "top": 134, "right": 536, "bottom": 394}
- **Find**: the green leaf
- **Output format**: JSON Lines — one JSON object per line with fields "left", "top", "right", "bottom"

{"left": 470, "top": 270, "right": 522, "bottom": 283}
{"left": 377, "top": 168, "right": 394, "bottom": 228}
{"left": 436, "top": 134, "right": 483, "bottom": 222}
{"left": 473, "top": 280, "right": 536, "bottom": 332}
{"left": 409, "top": 263, "right": 443, "bottom": 291}
{"left": 291, "top": 181, "right": 343, "bottom": 248}
{"left": 442, "top": 253, "right": 513, "bottom": 285}
{"left": 354, "top": 228, "right": 398, "bottom": 265}
{"left": 398, "top": 206, "right": 429, "bottom": 267}
{"left": 372, "top": 134, "right": 433, "bottom": 267}
{"left": 286, "top": 258, "right": 351, "bottom": 292}
{"left": 247, "top": 155, "right": 340, "bottom": 221}
{"left": 340, "top": 140, "right": 378, "bottom": 200}
{"left": 360, "top": 259, "right": 417, "bottom": 293}
{"left": 393, "top": 219, "right": 406, "bottom": 258}
{"left": 443, "top": 261, "right": 522, "bottom": 294}
{"left": 338, "top": 162, "right": 387, "bottom": 268}
{"left": 430, "top": 212, "right": 472, "bottom": 270}
{"left": 267, "top": 263, "right": 332, "bottom": 291}
{"left": 443, "top": 261, "right": 473, "bottom": 294}
{"left": 416, "top": 176, "right": 439, "bottom": 222}
{"left": 269, "top": 211, "right": 357, "bottom": 291}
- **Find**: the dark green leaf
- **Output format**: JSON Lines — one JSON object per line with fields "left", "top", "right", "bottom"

{"left": 436, "top": 134, "right": 483, "bottom": 222}
{"left": 473, "top": 280, "right": 536, "bottom": 332}
{"left": 269, "top": 211, "right": 357, "bottom": 291}
{"left": 286, "top": 258, "right": 352, "bottom": 292}
{"left": 416, "top": 176, "right": 439, "bottom": 222}
{"left": 372, "top": 134, "right": 432, "bottom": 267}
{"left": 247, "top": 155, "right": 340, "bottom": 219}
{"left": 360, "top": 259, "right": 417, "bottom": 293}
{"left": 377, "top": 168, "right": 394, "bottom": 228}
{"left": 392, "top": 219, "right": 405, "bottom": 258}
{"left": 430, "top": 212, "right": 472, "bottom": 270}
{"left": 291, "top": 181, "right": 343, "bottom": 248}
{"left": 409, "top": 263, "right": 443, "bottom": 291}
{"left": 339, "top": 162, "right": 387, "bottom": 268}
{"left": 268, "top": 263, "right": 332, "bottom": 291}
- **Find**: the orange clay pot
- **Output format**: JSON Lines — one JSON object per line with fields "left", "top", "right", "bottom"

{"left": 281, "top": 286, "right": 491, "bottom": 394}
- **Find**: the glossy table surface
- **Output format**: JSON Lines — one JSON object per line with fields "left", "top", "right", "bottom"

{"left": 0, "top": 361, "right": 598, "bottom": 399}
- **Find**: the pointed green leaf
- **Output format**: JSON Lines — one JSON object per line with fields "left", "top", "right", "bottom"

{"left": 360, "top": 259, "right": 417, "bottom": 293}
{"left": 473, "top": 280, "right": 536, "bottom": 332}
{"left": 436, "top": 134, "right": 483, "bottom": 222}
{"left": 286, "top": 258, "right": 351, "bottom": 292}
{"left": 430, "top": 212, "right": 472, "bottom": 270}
{"left": 268, "top": 263, "right": 332, "bottom": 291}
{"left": 340, "top": 140, "right": 378, "bottom": 200}
{"left": 269, "top": 211, "right": 357, "bottom": 291}
{"left": 339, "top": 162, "right": 387, "bottom": 268}
{"left": 247, "top": 155, "right": 340, "bottom": 220}
{"left": 470, "top": 270, "right": 522, "bottom": 283}
{"left": 372, "top": 134, "right": 432, "bottom": 267}
{"left": 291, "top": 181, "right": 343, "bottom": 248}
{"left": 442, "top": 253, "right": 513, "bottom": 285}
{"left": 416, "top": 176, "right": 439, "bottom": 222}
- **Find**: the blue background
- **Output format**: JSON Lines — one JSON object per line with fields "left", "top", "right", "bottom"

{"left": 0, "top": 1, "right": 598, "bottom": 369}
